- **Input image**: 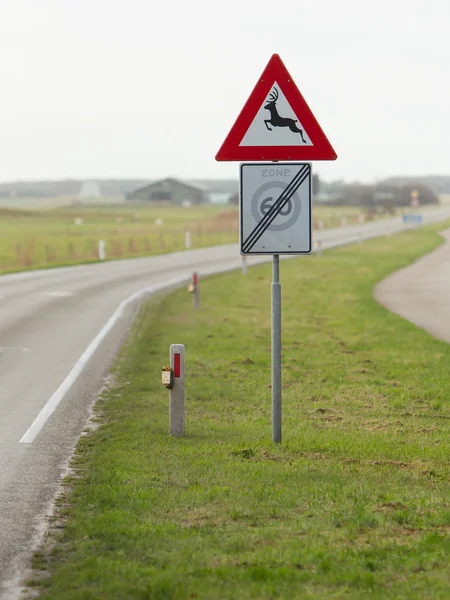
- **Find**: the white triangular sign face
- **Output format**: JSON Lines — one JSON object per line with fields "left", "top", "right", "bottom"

{"left": 239, "top": 82, "right": 313, "bottom": 147}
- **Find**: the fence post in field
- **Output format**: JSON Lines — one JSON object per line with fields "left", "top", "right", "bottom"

{"left": 98, "top": 240, "right": 106, "bottom": 260}
{"left": 16, "top": 243, "right": 22, "bottom": 267}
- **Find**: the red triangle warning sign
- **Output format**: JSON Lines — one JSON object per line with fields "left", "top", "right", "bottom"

{"left": 216, "top": 54, "right": 337, "bottom": 162}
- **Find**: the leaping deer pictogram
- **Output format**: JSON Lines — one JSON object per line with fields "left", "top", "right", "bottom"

{"left": 264, "top": 87, "right": 307, "bottom": 143}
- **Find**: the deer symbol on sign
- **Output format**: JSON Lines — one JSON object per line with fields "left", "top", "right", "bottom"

{"left": 264, "top": 87, "right": 307, "bottom": 144}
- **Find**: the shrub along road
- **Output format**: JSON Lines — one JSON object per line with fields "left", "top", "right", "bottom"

{"left": 26, "top": 224, "right": 450, "bottom": 600}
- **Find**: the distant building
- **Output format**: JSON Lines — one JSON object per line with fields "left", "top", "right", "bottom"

{"left": 315, "top": 182, "right": 439, "bottom": 209}
{"left": 126, "top": 178, "right": 205, "bottom": 205}
{"left": 79, "top": 181, "right": 102, "bottom": 199}
{"left": 126, "top": 177, "right": 240, "bottom": 205}
{"left": 191, "top": 179, "right": 238, "bottom": 204}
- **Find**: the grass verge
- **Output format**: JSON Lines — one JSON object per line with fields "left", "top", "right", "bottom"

{"left": 28, "top": 225, "right": 450, "bottom": 599}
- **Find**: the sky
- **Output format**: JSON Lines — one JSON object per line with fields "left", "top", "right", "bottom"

{"left": 0, "top": 0, "right": 449, "bottom": 184}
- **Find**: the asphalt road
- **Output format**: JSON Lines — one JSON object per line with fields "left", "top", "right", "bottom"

{"left": 376, "top": 228, "right": 450, "bottom": 344}
{"left": 2, "top": 207, "right": 450, "bottom": 599}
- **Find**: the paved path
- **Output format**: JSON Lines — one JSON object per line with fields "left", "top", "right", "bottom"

{"left": 375, "top": 228, "right": 450, "bottom": 344}
{"left": 1, "top": 207, "right": 450, "bottom": 599}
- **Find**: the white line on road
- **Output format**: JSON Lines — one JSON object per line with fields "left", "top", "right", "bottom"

{"left": 0, "top": 347, "right": 30, "bottom": 353}
{"left": 19, "top": 275, "right": 187, "bottom": 444}
{"left": 40, "top": 291, "right": 75, "bottom": 297}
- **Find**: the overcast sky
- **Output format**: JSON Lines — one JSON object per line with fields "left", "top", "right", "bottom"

{"left": 1, "top": 0, "right": 449, "bottom": 183}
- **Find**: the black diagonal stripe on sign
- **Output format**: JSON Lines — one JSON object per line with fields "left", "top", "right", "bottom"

{"left": 242, "top": 166, "right": 308, "bottom": 251}
{"left": 243, "top": 168, "right": 309, "bottom": 252}
{"left": 242, "top": 166, "right": 309, "bottom": 253}
{"left": 242, "top": 165, "right": 309, "bottom": 253}
{"left": 242, "top": 167, "right": 307, "bottom": 253}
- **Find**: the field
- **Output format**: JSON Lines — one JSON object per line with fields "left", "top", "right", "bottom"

{"left": 27, "top": 223, "right": 450, "bottom": 599}
{"left": 0, "top": 199, "right": 408, "bottom": 275}
{"left": 0, "top": 203, "right": 239, "bottom": 273}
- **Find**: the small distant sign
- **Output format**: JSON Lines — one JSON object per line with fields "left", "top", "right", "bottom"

{"left": 410, "top": 189, "right": 420, "bottom": 209}
{"left": 402, "top": 214, "right": 423, "bottom": 225}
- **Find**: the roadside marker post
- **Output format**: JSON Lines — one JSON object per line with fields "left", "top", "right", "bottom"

{"left": 187, "top": 272, "right": 199, "bottom": 307}
{"left": 192, "top": 272, "right": 199, "bottom": 308}
{"left": 241, "top": 255, "right": 248, "bottom": 274}
{"left": 313, "top": 239, "right": 322, "bottom": 255}
{"left": 216, "top": 53, "right": 337, "bottom": 443}
{"left": 168, "top": 344, "right": 185, "bottom": 436}
{"left": 98, "top": 239, "right": 106, "bottom": 261}
{"left": 185, "top": 231, "right": 192, "bottom": 249}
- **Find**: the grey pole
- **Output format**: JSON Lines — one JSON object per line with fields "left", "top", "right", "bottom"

{"left": 169, "top": 344, "right": 185, "bottom": 436}
{"left": 272, "top": 255, "right": 282, "bottom": 443}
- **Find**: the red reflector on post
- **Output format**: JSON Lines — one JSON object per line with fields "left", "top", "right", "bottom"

{"left": 173, "top": 353, "right": 181, "bottom": 377}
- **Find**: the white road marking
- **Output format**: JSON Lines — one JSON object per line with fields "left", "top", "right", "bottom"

{"left": 0, "top": 346, "right": 30, "bottom": 353}
{"left": 19, "top": 275, "right": 188, "bottom": 444}
{"left": 40, "top": 291, "right": 75, "bottom": 297}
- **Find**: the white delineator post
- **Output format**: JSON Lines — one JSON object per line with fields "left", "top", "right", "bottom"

{"left": 241, "top": 255, "right": 248, "bottom": 274}
{"left": 185, "top": 231, "right": 192, "bottom": 249}
{"left": 98, "top": 239, "right": 106, "bottom": 260}
{"left": 169, "top": 344, "right": 185, "bottom": 436}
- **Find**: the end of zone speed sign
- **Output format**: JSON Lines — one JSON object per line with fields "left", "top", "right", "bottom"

{"left": 239, "top": 162, "right": 312, "bottom": 255}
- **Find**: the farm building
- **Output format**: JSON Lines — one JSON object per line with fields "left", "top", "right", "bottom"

{"left": 126, "top": 177, "right": 239, "bottom": 205}
{"left": 192, "top": 179, "right": 238, "bottom": 204}
{"left": 315, "top": 181, "right": 439, "bottom": 210}
{"left": 127, "top": 178, "right": 206, "bottom": 205}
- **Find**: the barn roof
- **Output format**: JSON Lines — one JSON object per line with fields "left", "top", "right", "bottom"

{"left": 128, "top": 177, "right": 206, "bottom": 196}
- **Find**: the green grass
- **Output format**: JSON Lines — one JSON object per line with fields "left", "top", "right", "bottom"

{"left": 27, "top": 224, "right": 450, "bottom": 599}
{"left": 0, "top": 203, "right": 239, "bottom": 273}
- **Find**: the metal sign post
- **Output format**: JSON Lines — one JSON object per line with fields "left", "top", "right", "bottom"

{"left": 271, "top": 255, "right": 282, "bottom": 443}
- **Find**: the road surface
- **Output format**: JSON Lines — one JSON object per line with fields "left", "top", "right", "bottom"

{"left": 1, "top": 208, "right": 450, "bottom": 598}
{"left": 376, "top": 228, "right": 450, "bottom": 344}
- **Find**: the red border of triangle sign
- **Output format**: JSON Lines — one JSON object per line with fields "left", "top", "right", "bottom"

{"left": 216, "top": 54, "right": 337, "bottom": 162}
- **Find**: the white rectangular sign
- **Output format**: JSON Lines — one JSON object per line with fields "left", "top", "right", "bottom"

{"left": 240, "top": 162, "right": 312, "bottom": 255}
